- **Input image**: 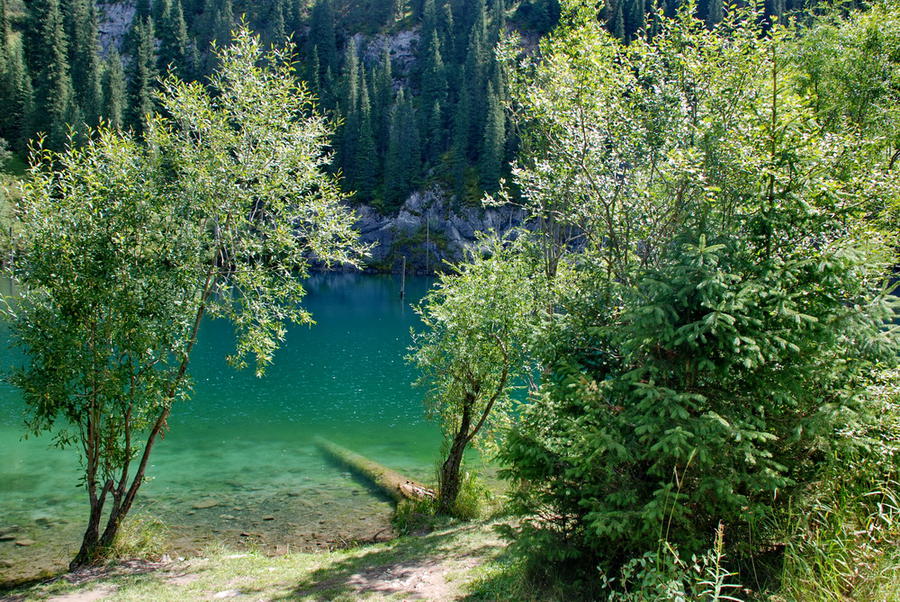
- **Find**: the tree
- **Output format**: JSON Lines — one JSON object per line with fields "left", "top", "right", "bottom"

{"left": 26, "top": 0, "right": 75, "bottom": 150}
{"left": 494, "top": 1, "right": 900, "bottom": 586}
{"left": 478, "top": 81, "right": 504, "bottom": 193}
{"left": 65, "top": 0, "right": 103, "bottom": 125}
{"left": 4, "top": 27, "right": 365, "bottom": 568}
{"left": 102, "top": 48, "right": 126, "bottom": 129}
{"left": 158, "top": 0, "right": 192, "bottom": 78}
{"left": 420, "top": 31, "right": 447, "bottom": 131}
{"left": 352, "top": 69, "right": 378, "bottom": 201}
{"left": 305, "top": 0, "right": 338, "bottom": 80}
{"left": 411, "top": 238, "right": 538, "bottom": 514}
{"left": 126, "top": 17, "right": 157, "bottom": 135}
{"left": 0, "top": 39, "right": 32, "bottom": 150}
{"left": 383, "top": 88, "right": 421, "bottom": 209}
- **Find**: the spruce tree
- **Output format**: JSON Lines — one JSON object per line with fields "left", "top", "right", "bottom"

{"left": 353, "top": 66, "right": 378, "bottom": 202}
{"left": 306, "top": 0, "right": 338, "bottom": 77}
{"left": 29, "top": 0, "right": 75, "bottom": 150}
{"left": 0, "top": 0, "right": 9, "bottom": 58}
{"left": 269, "top": 0, "right": 287, "bottom": 48}
{"left": 449, "top": 68, "right": 470, "bottom": 202}
{"left": 214, "top": 0, "right": 234, "bottom": 44}
{"left": 0, "top": 40, "right": 31, "bottom": 150}
{"left": 609, "top": 0, "right": 625, "bottom": 39}
{"left": 383, "top": 88, "right": 420, "bottom": 209}
{"left": 625, "top": 0, "right": 645, "bottom": 40}
{"left": 706, "top": 0, "right": 723, "bottom": 25}
{"left": 479, "top": 82, "right": 504, "bottom": 194}
{"left": 425, "top": 99, "right": 444, "bottom": 165}
{"left": 66, "top": 0, "right": 103, "bottom": 126}
{"left": 420, "top": 31, "right": 447, "bottom": 136}
{"left": 127, "top": 17, "right": 158, "bottom": 136}
{"left": 159, "top": 0, "right": 191, "bottom": 77}
{"left": 135, "top": 0, "right": 152, "bottom": 19}
{"left": 374, "top": 48, "right": 393, "bottom": 156}
{"left": 102, "top": 48, "right": 126, "bottom": 130}
{"left": 339, "top": 38, "right": 360, "bottom": 177}
{"left": 383, "top": 95, "right": 404, "bottom": 209}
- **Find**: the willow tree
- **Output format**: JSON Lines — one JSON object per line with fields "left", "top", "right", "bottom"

{"left": 411, "top": 238, "right": 539, "bottom": 514}
{"left": 4, "top": 28, "right": 364, "bottom": 568}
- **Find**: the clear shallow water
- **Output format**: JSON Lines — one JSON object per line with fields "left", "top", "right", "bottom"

{"left": 0, "top": 273, "right": 453, "bottom": 580}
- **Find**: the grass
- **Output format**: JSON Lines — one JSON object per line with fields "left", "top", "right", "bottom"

{"left": 1, "top": 519, "right": 512, "bottom": 601}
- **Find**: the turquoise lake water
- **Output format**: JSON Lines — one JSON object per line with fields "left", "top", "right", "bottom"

{"left": 0, "top": 273, "right": 454, "bottom": 580}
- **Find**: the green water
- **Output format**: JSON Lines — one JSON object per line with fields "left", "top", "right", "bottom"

{"left": 0, "top": 273, "right": 447, "bottom": 579}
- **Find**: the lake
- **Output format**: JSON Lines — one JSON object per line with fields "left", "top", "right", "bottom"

{"left": 0, "top": 273, "right": 457, "bottom": 581}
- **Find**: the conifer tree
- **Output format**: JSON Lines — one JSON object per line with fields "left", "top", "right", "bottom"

{"left": 383, "top": 97, "right": 405, "bottom": 207}
{"left": 383, "top": 88, "right": 421, "bottom": 209}
{"left": 706, "top": 0, "right": 723, "bottom": 25}
{"left": 214, "top": 0, "right": 234, "bottom": 44}
{"left": 609, "top": 0, "right": 625, "bottom": 39}
{"left": 479, "top": 82, "right": 504, "bottom": 193}
{"left": 66, "top": 0, "right": 103, "bottom": 125}
{"left": 307, "top": 0, "right": 338, "bottom": 77}
{"left": 420, "top": 31, "right": 447, "bottom": 133}
{"left": 374, "top": 48, "right": 394, "bottom": 156}
{"left": 449, "top": 68, "right": 470, "bottom": 202}
{"left": 625, "top": 0, "right": 645, "bottom": 40}
{"left": 29, "top": 0, "right": 75, "bottom": 150}
{"left": 269, "top": 0, "right": 287, "bottom": 47}
{"left": 339, "top": 38, "right": 360, "bottom": 176}
{"left": 127, "top": 17, "right": 158, "bottom": 136}
{"left": 135, "top": 0, "right": 152, "bottom": 19}
{"left": 0, "top": 0, "right": 9, "bottom": 58}
{"left": 159, "top": 0, "right": 191, "bottom": 77}
{"left": 0, "top": 40, "right": 31, "bottom": 150}
{"left": 425, "top": 99, "right": 444, "bottom": 164}
{"left": 307, "top": 45, "right": 322, "bottom": 95}
{"left": 439, "top": 1, "right": 457, "bottom": 63}
{"left": 102, "top": 48, "right": 126, "bottom": 130}
{"left": 353, "top": 66, "right": 378, "bottom": 201}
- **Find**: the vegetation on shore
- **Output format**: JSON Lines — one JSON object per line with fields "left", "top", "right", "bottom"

{"left": 0, "top": 0, "right": 897, "bottom": 599}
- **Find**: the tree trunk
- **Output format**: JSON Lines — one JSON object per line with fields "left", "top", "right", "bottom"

{"left": 438, "top": 400, "right": 472, "bottom": 514}
{"left": 70, "top": 477, "right": 113, "bottom": 570}
{"left": 70, "top": 500, "right": 103, "bottom": 570}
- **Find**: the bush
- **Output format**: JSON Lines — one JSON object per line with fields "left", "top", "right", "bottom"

{"left": 495, "top": 1, "right": 900, "bottom": 591}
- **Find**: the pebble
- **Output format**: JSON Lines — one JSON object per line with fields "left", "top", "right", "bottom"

{"left": 192, "top": 499, "right": 219, "bottom": 509}
{"left": 213, "top": 590, "right": 241, "bottom": 599}
{"left": 220, "top": 515, "right": 237, "bottom": 520}
{"left": 15, "top": 539, "right": 35, "bottom": 547}
{"left": 0, "top": 560, "right": 12, "bottom": 568}
{"left": 262, "top": 516, "right": 275, "bottom": 521}
{"left": 0, "top": 535, "right": 16, "bottom": 542}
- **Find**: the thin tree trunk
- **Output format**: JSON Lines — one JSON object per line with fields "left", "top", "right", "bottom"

{"left": 70, "top": 479, "right": 112, "bottom": 569}
{"left": 70, "top": 260, "right": 219, "bottom": 567}
{"left": 439, "top": 404, "right": 472, "bottom": 514}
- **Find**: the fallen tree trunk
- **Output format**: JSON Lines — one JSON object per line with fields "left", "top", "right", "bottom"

{"left": 314, "top": 437, "right": 436, "bottom": 502}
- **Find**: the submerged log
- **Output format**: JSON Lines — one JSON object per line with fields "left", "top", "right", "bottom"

{"left": 314, "top": 437, "right": 436, "bottom": 502}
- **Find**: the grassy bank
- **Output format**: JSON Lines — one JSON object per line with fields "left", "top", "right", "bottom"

{"left": 1, "top": 520, "right": 511, "bottom": 601}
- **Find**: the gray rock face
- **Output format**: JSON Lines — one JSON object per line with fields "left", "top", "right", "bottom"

{"left": 98, "top": 2, "right": 136, "bottom": 55}
{"left": 359, "top": 30, "right": 420, "bottom": 76}
{"left": 352, "top": 187, "right": 525, "bottom": 273}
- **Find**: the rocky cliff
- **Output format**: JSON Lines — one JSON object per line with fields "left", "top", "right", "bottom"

{"left": 354, "top": 189, "right": 524, "bottom": 274}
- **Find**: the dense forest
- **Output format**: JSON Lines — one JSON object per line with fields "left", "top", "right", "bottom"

{"left": 1, "top": 0, "right": 812, "bottom": 211}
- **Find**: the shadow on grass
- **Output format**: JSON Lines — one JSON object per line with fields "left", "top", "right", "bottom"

{"left": 273, "top": 522, "right": 488, "bottom": 600}
{"left": 0, "top": 559, "right": 213, "bottom": 601}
